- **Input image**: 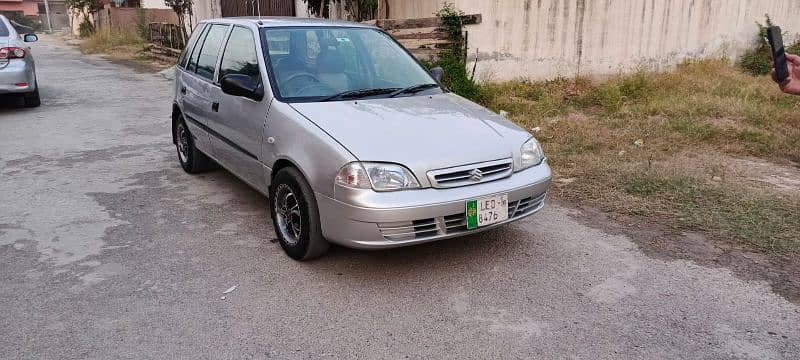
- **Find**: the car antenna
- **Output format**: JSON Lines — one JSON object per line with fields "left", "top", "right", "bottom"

{"left": 255, "top": 0, "right": 262, "bottom": 19}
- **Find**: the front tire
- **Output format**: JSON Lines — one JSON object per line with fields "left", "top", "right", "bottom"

{"left": 269, "top": 167, "right": 329, "bottom": 260}
{"left": 174, "top": 115, "right": 213, "bottom": 173}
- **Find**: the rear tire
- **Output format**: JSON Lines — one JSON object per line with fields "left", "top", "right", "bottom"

{"left": 23, "top": 83, "right": 40, "bottom": 108}
{"left": 269, "top": 167, "right": 329, "bottom": 261}
{"left": 174, "top": 115, "right": 213, "bottom": 173}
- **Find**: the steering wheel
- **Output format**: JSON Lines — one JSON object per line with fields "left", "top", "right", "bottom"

{"left": 281, "top": 72, "right": 321, "bottom": 87}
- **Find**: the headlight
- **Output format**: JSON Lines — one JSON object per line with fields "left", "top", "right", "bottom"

{"left": 335, "top": 162, "right": 420, "bottom": 191}
{"left": 517, "top": 137, "right": 544, "bottom": 171}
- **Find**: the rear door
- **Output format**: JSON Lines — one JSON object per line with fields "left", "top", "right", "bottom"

{"left": 180, "top": 23, "right": 231, "bottom": 157}
{"left": 209, "top": 25, "right": 270, "bottom": 193}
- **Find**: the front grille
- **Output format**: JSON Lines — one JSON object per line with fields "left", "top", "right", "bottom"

{"left": 427, "top": 159, "right": 513, "bottom": 188}
{"left": 377, "top": 192, "right": 547, "bottom": 241}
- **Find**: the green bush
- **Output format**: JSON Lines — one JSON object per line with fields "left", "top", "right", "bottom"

{"left": 422, "top": 2, "right": 483, "bottom": 102}
{"left": 437, "top": 53, "right": 483, "bottom": 101}
{"left": 79, "top": 17, "right": 95, "bottom": 38}
{"left": 739, "top": 15, "right": 800, "bottom": 76}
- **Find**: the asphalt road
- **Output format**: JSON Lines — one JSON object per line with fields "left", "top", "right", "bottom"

{"left": 1, "top": 36, "right": 799, "bottom": 360}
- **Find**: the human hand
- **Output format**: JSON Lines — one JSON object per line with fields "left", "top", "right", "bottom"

{"left": 772, "top": 54, "right": 800, "bottom": 95}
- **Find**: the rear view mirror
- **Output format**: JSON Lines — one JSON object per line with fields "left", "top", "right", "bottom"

{"left": 430, "top": 67, "right": 444, "bottom": 83}
{"left": 23, "top": 34, "right": 38, "bottom": 43}
{"left": 221, "top": 74, "right": 264, "bottom": 101}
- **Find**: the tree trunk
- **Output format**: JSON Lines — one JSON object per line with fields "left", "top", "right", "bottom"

{"left": 177, "top": 14, "right": 187, "bottom": 43}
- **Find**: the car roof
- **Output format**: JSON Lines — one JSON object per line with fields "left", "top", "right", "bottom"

{"left": 200, "top": 17, "right": 377, "bottom": 29}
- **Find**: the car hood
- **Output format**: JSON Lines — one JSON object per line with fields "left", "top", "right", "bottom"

{"left": 290, "top": 93, "right": 531, "bottom": 182}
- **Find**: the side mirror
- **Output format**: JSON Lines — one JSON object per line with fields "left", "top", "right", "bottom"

{"left": 23, "top": 34, "right": 38, "bottom": 43}
{"left": 430, "top": 66, "right": 444, "bottom": 83}
{"left": 221, "top": 74, "right": 264, "bottom": 101}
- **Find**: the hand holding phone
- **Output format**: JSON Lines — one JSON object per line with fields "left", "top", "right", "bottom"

{"left": 767, "top": 26, "right": 789, "bottom": 83}
{"left": 768, "top": 26, "right": 800, "bottom": 95}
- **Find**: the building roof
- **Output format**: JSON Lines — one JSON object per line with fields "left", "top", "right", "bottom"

{"left": 200, "top": 16, "right": 377, "bottom": 29}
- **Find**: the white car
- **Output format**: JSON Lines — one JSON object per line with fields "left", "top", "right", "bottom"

{"left": 172, "top": 18, "right": 552, "bottom": 260}
{"left": 0, "top": 15, "right": 39, "bottom": 107}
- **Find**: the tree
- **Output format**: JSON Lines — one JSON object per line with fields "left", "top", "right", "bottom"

{"left": 164, "top": 0, "right": 193, "bottom": 42}
{"left": 64, "top": 0, "right": 101, "bottom": 36}
{"left": 302, "top": 0, "right": 378, "bottom": 22}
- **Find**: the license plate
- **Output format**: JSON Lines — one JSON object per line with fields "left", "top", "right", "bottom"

{"left": 466, "top": 194, "right": 509, "bottom": 230}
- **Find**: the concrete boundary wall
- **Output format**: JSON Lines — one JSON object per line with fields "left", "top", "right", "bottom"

{"left": 94, "top": 5, "right": 178, "bottom": 34}
{"left": 385, "top": 0, "right": 800, "bottom": 81}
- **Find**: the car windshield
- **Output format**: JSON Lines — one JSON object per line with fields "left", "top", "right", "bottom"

{"left": 261, "top": 27, "right": 441, "bottom": 102}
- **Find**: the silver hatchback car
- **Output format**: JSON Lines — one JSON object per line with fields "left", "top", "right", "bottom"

{"left": 0, "top": 15, "right": 39, "bottom": 107}
{"left": 172, "top": 17, "right": 552, "bottom": 260}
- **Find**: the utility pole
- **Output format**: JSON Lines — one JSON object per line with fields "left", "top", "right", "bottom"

{"left": 43, "top": 0, "right": 53, "bottom": 32}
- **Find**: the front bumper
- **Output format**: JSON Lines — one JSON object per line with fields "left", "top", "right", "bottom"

{"left": 0, "top": 60, "right": 35, "bottom": 94}
{"left": 317, "top": 161, "right": 552, "bottom": 249}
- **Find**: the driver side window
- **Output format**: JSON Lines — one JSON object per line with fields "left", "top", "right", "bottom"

{"left": 219, "top": 26, "right": 261, "bottom": 85}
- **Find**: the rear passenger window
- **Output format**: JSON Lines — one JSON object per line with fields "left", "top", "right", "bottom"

{"left": 179, "top": 24, "right": 207, "bottom": 69}
{"left": 194, "top": 24, "right": 230, "bottom": 81}
{"left": 219, "top": 26, "right": 261, "bottom": 85}
{"left": 186, "top": 26, "right": 209, "bottom": 73}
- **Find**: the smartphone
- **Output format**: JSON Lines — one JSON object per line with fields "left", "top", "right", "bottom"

{"left": 767, "top": 26, "right": 790, "bottom": 83}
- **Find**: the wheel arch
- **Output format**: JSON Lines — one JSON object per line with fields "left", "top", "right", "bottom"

{"left": 171, "top": 103, "right": 182, "bottom": 145}
{"left": 270, "top": 157, "right": 312, "bottom": 190}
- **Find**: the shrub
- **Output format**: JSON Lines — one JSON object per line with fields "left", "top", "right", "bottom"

{"left": 738, "top": 14, "right": 800, "bottom": 76}
{"left": 437, "top": 53, "right": 483, "bottom": 101}
{"left": 79, "top": 17, "right": 95, "bottom": 38}
{"left": 422, "top": 2, "right": 483, "bottom": 102}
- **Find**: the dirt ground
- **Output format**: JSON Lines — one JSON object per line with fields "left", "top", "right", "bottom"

{"left": 567, "top": 200, "right": 800, "bottom": 304}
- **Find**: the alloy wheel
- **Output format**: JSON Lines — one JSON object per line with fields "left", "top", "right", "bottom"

{"left": 274, "top": 184, "right": 302, "bottom": 245}
{"left": 176, "top": 123, "right": 189, "bottom": 164}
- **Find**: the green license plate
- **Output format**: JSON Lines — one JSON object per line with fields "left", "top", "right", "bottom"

{"left": 466, "top": 194, "right": 509, "bottom": 230}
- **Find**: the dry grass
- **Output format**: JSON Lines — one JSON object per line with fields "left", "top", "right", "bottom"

{"left": 80, "top": 30, "right": 148, "bottom": 58}
{"left": 481, "top": 59, "right": 800, "bottom": 255}
{"left": 78, "top": 30, "right": 173, "bottom": 72}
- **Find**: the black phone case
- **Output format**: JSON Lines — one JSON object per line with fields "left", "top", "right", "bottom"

{"left": 767, "top": 26, "right": 790, "bottom": 82}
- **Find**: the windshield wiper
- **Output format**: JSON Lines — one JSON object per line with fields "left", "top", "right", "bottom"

{"left": 388, "top": 83, "right": 440, "bottom": 98}
{"left": 321, "top": 88, "right": 400, "bottom": 101}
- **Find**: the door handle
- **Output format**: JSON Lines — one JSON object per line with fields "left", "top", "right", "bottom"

{"left": 211, "top": 102, "right": 219, "bottom": 112}
{"left": 180, "top": 86, "right": 187, "bottom": 94}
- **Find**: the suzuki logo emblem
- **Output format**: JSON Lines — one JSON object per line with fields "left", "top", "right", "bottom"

{"left": 469, "top": 169, "right": 484, "bottom": 181}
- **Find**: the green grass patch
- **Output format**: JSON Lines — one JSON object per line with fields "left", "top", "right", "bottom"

{"left": 479, "top": 59, "right": 800, "bottom": 257}
{"left": 623, "top": 174, "right": 800, "bottom": 254}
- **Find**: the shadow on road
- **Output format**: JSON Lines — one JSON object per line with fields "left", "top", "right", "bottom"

{"left": 0, "top": 95, "right": 26, "bottom": 111}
